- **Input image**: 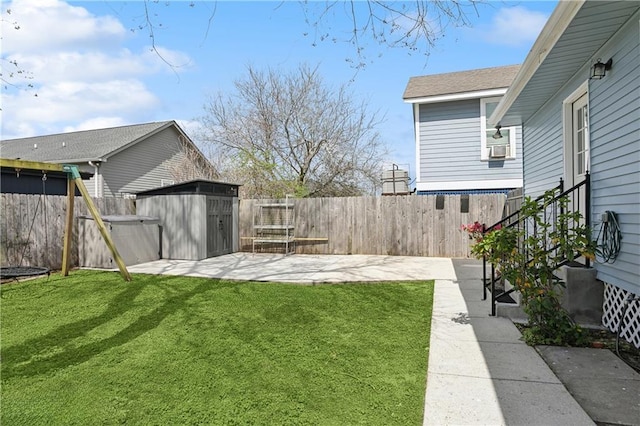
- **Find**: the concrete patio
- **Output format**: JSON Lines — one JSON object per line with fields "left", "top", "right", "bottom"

{"left": 126, "top": 252, "right": 458, "bottom": 283}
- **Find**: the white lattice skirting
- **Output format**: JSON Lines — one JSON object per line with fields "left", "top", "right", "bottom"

{"left": 602, "top": 283, "right": 640, "bottom": 349}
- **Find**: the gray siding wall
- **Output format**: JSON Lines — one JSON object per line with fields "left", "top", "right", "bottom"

{"left": 520, "top": 103, "right": 565, "bottom": 196}
{"left": 98, "top": 127, "right": 189, "bottom": 197}
{"left": 589, "top": 14, "right": 639, "bottom": 295}
{"left": 418, "top": 99, "right": 523, "bottom": 187}
{"left": 137, "top": 194, "right": 207, "bottom": 260}
{"left": 523, "top": 13, "right": 639, "bottom": 294}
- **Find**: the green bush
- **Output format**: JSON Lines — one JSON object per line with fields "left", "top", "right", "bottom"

{"left": 465, "top": 191, "right": 595, "bottom": 346}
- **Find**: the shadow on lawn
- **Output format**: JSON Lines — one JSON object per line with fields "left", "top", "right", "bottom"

{"left": 2, "top": 275, "right": 229, "bottom": 379}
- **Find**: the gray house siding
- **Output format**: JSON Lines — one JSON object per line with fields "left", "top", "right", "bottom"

{"left": 521, "top": 103, "right": 564, "bottom": 196}
{"left": 97, "top": 127, "right": 186, "bottom": 197}
{"left": 588, "top": 13, "right": 639, "bottom": 295}
{"left": 523, "top": 12, "right": 639, "bottom": 295}
{"left": 418, "top": 99, "right": 523, "bottom": 187}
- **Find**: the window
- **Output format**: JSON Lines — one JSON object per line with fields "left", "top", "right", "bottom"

{"left": 480, "top": 97, "right": 516, "bottom": 161}
{"left": 161, "top": 179, "right": 175, "bottom": 187}
{"left": 562, "top": 81, "right": 590, "bottom": 188}
{"left": 574, "top": 98, "right": 589, "bottom": 175}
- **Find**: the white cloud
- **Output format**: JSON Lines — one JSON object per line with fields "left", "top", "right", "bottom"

{"left": 477, "top": 6, "right": 549, "bottom": 47}
{"left": 3, "top": 80, "right": 160, "bottom": 137}
{"left": 1, "top": 0, "right": 193, "bottom": 139}
{"left": 176, "top": 119, "right": 203, "bottom": 139}
{"left": 63, "top": 117, "right": 129, "bottom": 133}
{"left": 2, "top": 0, "right": 127, "bottom": 53}
{"left": 6, "top": 51, "right": 150, "bottom": 84}
{"left": 141, "top": 46, "right": 195, "bottom": 73}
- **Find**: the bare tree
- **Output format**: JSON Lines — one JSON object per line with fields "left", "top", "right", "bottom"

{"left": 199, "top": 64, "right": 387, "bottom": 198}
{"left": 120, "top": 1, "right": 481, "bottom": 70}
{"left": 0, "top": 8, "right": 35, "bottom": 97}
{"left": 298, "top": 0, "right": 481, "bottom": 69}
{"left": 166, "top": 135, "right": 219, "bottom": 183}
{"left": 2, "top": 1, "right": 482, "bottom": 95}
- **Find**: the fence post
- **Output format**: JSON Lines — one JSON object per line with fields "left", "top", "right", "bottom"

{"left": 61, "top": 179, "right": 75, "bottom": 276}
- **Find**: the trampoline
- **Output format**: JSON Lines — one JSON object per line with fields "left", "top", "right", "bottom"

{"left": 1, "top": 266, "right": 50, "bottom": 280}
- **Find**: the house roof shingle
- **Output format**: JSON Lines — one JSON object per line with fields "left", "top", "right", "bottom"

{"left": 0, "top": 121, "right": 175, "bottom": 163}
{"left": 403, "top": 64, "right": 521, "bottom": 100}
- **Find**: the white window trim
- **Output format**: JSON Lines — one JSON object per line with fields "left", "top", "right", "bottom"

{"left": 480, "top": 97, "right": 516, "bottom": 161}
{"left": 405, "top": 88, "right": 507, "bottom": 105}
{"left": 416, "top": 179, "right": 523, "bottom": 192}
{"left": 562, "top": 80, "right": 589, "bottom": 187}
{"left": 413, "top": 103, "right": 421, "bottom": 185}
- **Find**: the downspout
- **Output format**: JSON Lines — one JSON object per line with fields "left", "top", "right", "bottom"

{"left": 88, "top": 161, "right": 101, "bottom": 198}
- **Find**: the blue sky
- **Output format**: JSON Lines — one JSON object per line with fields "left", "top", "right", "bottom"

{"left": 1, "top": 0, "right": 558, "bottom": 178}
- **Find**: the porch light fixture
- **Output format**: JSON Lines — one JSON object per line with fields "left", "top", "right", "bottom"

{"left": 591, "top": 58, "right": 612, "bottom": 79}
{"left": 492, "top": 125, "right": 503, "bottom": 139}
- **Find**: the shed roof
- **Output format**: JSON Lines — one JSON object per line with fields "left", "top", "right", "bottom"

{"left": 403, "top": 64, "right": 521, "bottom": 100}
{"left": 136, "top": 179, "right": 240, "bottom": 198}
{"left": 0, "top": 121, "right": 177, "bottom": 163}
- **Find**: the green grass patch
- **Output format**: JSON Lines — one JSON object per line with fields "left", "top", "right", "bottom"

{"left": 1, "top": 270, "right": 434, "bottom": 425}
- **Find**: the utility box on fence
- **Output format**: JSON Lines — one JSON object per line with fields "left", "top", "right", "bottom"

{"left": 382, "top": 169, "right": 410, "bottom": 195}
{"left": 136, "top": 179, "right": 240, "bottom": 261}
{"left": 78, "top": 215, "right": 161, "bottom": 268}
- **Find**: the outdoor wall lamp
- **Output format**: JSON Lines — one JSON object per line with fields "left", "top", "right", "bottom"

{"left": 591, "top": 58, "right": 612, "bottom": 79}
{"left": 492, "top": 125, "right": 503, "bottom": 139}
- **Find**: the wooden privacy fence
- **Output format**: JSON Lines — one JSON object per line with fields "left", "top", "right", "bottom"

{"left": 503, "top": 188, "right": 523, "bottom": 219}
{"left": 1, "top": 194, "right": 135, "bottom": 270}
{"left": 240, "top": 194, "right": 506, "bottom": 258}
{"left": 2, "top": 193, "right": 508, "bottom": 270}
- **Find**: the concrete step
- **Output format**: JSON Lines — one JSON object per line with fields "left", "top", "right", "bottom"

{"left": 491, "top": 265, "right": 604, "bottom": 327}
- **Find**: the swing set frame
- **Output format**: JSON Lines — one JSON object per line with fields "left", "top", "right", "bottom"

{"left": 1, "top": 158, "right": 132, "bottom": 281}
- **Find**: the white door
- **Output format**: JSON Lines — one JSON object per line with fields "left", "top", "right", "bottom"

{"left": 571, "top": 93, "right": 590, "bottom": 188}
{"left": 569, "top": 93, "right": 589, "bottom": 227}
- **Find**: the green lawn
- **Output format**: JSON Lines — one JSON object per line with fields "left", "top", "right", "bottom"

{"left": 1, "top": 270, "right": 434, "bottom": 425}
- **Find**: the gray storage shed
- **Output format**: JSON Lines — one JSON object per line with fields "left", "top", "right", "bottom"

{"left": 136, "top": 179, "right": 240, "bottom": 260}
{"left": 78, "top": 215, "right": 161, "bottom": 268}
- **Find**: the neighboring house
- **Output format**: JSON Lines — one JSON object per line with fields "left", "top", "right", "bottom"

{"left": 0, "top": 121, "right": 217, "bottom": 198}
{"left": 490, "top": 1, "right": 640, "bottom": 347}
{"left": 403, "top": 65, "right": 523, "bottom": 194}
{"left": 0, "top": 167, "right": 90, "bottom": 195}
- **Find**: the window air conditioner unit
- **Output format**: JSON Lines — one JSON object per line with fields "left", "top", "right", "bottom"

{"left": 490, "top": 145, "right": 508, "bottom": 159}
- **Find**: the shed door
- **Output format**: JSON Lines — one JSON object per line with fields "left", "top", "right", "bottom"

{"left": 207, "top": 197, "right": 233, "bottom": 257}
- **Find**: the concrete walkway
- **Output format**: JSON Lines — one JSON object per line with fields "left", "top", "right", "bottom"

{"left": 537, "top": 345, "right": 640, "bottom": 425}
{"left": 425, "top": 259, "right": 594, "bottom": 425}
